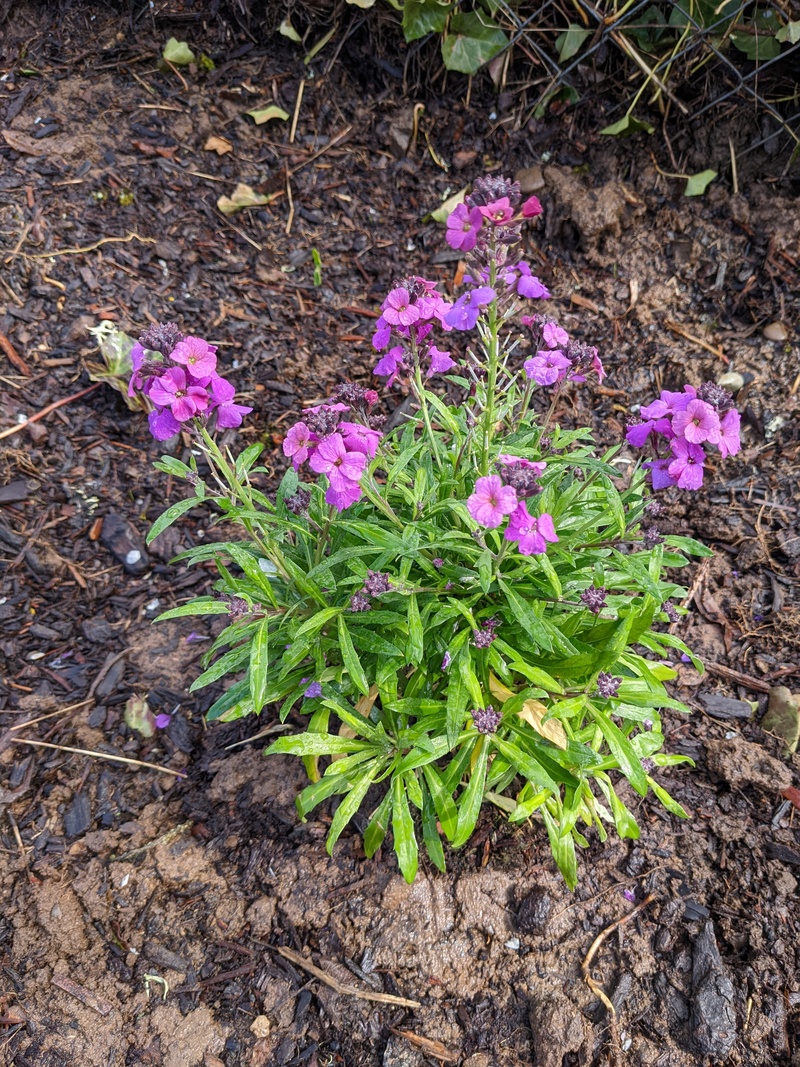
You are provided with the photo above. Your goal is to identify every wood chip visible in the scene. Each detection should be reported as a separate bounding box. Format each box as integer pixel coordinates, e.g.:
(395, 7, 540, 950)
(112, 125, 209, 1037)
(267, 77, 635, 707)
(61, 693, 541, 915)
(51, 974, 114, 1016)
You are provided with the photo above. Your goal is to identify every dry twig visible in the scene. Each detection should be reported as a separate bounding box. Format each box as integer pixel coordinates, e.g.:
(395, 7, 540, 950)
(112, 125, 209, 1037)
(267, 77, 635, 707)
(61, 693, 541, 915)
(582, 893, 655, 1015)
(275, 946, 420, 1009)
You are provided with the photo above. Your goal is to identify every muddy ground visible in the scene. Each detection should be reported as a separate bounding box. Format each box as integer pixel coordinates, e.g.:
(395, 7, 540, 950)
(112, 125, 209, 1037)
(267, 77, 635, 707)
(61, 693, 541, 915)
(1, 4, 799, 1066)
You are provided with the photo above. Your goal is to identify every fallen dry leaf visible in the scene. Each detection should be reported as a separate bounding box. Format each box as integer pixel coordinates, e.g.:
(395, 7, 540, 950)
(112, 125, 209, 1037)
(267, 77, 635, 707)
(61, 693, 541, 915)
(2, 129, 48, 155)
(519, 699, 568, 749)
(204, 134, 232, 155)
(217, 183, 274, 216)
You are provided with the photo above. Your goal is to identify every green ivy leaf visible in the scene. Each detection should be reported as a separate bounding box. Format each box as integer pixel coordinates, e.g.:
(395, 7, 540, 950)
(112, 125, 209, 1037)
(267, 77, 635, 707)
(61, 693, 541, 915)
(556, 24, 591, 62)
(441, 12, 508, 74)
(776, 19, 800, 43)
(403, 0, 452, 42)
(163, 38, 195, 66)
(684, 170, 717, 197)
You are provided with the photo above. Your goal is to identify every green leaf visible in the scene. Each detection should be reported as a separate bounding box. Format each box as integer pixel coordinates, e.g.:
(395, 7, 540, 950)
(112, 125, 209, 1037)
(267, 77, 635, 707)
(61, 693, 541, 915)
(647, 776, 689, 818)
(430, 185, 469, 223)
(163, 38, 196, 66)
(776, 19, 800, 43)
(452, 738, 488, 848)
(478, 548, 493, 594)
(153, 456, 192, 479)
(294, 606, 342, 639)
(246, 106, 290, 125)
(684, 169, 717, 197)
(235, 443, 264, 479)
(155, 598, 231, 622)
(499, 580, 550, 650)
(406, 593, 424, 666)
(403, 0, 451, 42)
(541, 804, 577, 889)
(422, 783, 446, 872)
(266, 733, 371, 757)
(337, 615, 370, 696)
(441, 12, 508, 74)
(599, 114, 655, 137)
(327, 767, 378, 854)
(392, 776, 419, 882)
(595, 774, 640, 839)
(422, 764, 458, 840)
(364, 790, 393, 858)
(731, 31, 781, 61)
(556, 24, 591, 62)
(490, 735, 558, 792)
(147, 496, 200, 544)
(664, 534, 714, 558)
(591, 709, 648, 796)
(249, 618, 270, 715)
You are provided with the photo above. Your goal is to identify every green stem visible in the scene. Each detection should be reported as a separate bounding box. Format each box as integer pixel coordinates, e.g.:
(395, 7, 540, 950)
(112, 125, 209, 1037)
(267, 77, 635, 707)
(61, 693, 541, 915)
(411, 358, 443, 473)
(480, 257, 500, 476)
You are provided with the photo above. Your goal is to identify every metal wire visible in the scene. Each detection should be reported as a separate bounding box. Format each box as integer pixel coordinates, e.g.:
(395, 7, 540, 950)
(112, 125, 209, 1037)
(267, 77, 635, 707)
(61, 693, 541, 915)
(495, 0, 800, 148)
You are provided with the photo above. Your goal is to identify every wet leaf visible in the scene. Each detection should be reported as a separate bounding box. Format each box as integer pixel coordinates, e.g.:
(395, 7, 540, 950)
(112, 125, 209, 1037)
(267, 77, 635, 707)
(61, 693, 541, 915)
(600, 113, 655, 137)
(403, 0, 452, 43)
(518, 699, 568, 749)
(684, 169, 717, 197)
(125, 695, 155, 738)
(204, 135, 232, 155)
(442, 12, 507, 74)
(279, 18, 302, 42)
(776, 19, 800, 43)
(162, 38, 196, 66)
(556, 24, 591, 62)
(216, 183, 274, 216)
(245, 106, 290, 125)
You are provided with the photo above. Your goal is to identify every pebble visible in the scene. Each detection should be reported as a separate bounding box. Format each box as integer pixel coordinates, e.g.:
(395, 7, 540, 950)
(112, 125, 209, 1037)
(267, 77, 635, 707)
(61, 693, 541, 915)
(717, 371, 744, 392)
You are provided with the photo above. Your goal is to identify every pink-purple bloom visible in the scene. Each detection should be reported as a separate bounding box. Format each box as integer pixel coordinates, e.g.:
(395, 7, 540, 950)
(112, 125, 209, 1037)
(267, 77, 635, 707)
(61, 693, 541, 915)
(373, 345, 405, 384)
(382, 287, 420, 328)
(478, 198, 514, 224)
(515, 263, 550, 300)
(209, 375, 252, 428)
(444, 286, 496, 331)
(671, 399, 721, 445)
(148, 407, 181, 441)
(149, 367, 210, 422)
(467, 475, 518, 529)
(427, 345, 456, 378)
(446, 203, 483, 252)
(171, 336, 218, 378)
(524, 350, 572, 386)
(542, 321, 569, 348)
(717, 408, 741, 458)
(504, 503, 558, 556)
(326, 480, 363, 510)
(667, 439, 706, 489)
(309, 432, 366, 490)
(521, 196, 543, 218)
(339, 421, 382, 459)
(283, 421, 316, 469)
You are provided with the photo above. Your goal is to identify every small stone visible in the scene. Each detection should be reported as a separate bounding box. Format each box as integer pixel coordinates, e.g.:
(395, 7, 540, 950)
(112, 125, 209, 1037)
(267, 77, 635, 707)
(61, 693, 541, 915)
(515, 165, 545, 193)
(516, 886, 552, 933)
(249, 1016, 271, 1039)
(761, 687, 800, 755)
(717, 370, 744, 393)
(100, 512, 148, 575)
(81, 616, 114, 644)
(763, 321, 789, 341)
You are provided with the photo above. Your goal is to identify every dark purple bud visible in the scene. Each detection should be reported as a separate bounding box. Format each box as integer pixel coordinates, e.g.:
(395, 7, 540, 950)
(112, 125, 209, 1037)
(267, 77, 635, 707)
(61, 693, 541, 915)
(332, 382, 367, 406)
(305, 408, 341, 437)
(472, 705, 502, 735)
(644, 499, 663, 516)
(285, 487, 311, 515)
(580, 587, 607, 614)
(432, 558, 444, 569)
(349, 591, 372, 613)
(473, 626, 497, 649)
(643, 526, 663, 548)
(139, 322, 184, 357)
(697, 381, 733, 412)
(221, 594, 250, 620)
(641, 757, 655, 772)
(467, 175, 521, 209)
(597, 671, 622, 698)
(441, 651, 451, 671)
(363, 570, 391, 596)
(663, 602, 679, 623)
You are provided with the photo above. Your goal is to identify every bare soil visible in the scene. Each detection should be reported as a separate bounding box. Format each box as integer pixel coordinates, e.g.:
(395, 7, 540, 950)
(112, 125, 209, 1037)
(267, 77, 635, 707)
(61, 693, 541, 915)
(1, 5, 799, 1067)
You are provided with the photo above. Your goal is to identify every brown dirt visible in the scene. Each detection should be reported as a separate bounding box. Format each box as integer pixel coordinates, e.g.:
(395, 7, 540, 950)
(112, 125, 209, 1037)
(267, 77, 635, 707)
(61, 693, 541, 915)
(1, 5, 799, 1067)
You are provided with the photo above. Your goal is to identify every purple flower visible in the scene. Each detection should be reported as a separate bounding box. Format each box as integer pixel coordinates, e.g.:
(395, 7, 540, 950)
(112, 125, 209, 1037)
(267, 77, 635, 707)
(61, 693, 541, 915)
(155, 713, 172, 729)
(625, 417, 674, 448)
(473, 626, 497, 649)
(139, 322, 184, 357)
(504, 502, 558, 556)
(325, 480, 362, 510)
(304, 681, 323, 699)
(667, 439, 705, 490)
(596, 671, 621, 698)
(148, 406, 181, 441)
(521, 195, 542, 218)
(441, 651, 451, 671)
(472, 706, 502, 734)
(672, 399, 721, 445)
(444, 287, 496, 331)
(149, 367, 209, 421)
(580, 587, 607, 614)
(641, 758, 655, 772)
(432, 557, 444, 569)
(643, 458, 678, 490)
(382, 287, 420, 328)
(283, 421, 316, 469)
(717, 408, 741, 458)
(209, 376, 252, 429)
(349, 591, 372, 612)
(524, 350, 572, 386)
(514, 262, 550, 299)
(374, 345, 405, 384)
(309, 433, 366, 490)
(338, 421, 382, 459)
(623, 887, 636, 903)
(478, 198, 514, 224)
(542, 321, 569, 348)
(427, 345, 456, 378)
(372, 316, 392, 351)
(446, 203, 484, 251)
(171, 336, 217, 378)
(363, 570, 391, 596)
(467, 475, 518, 529)
(285, 488, 311, 515)
(680, 652, 692, 663)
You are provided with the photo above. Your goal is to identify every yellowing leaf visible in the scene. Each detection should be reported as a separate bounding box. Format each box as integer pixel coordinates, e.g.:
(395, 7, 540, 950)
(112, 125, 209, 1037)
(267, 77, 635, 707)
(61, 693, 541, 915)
(246, 106, 290, 125)
(430, 185, 469, 223)
(518, 699, 568, 749)
(489, 672, 516, 705)
(162, 38, 195, 66)
(217, 183, 274, 216)
(355, 685, 380, 717)
(279, 17, 302, 42)
(204, 135, 232, 155)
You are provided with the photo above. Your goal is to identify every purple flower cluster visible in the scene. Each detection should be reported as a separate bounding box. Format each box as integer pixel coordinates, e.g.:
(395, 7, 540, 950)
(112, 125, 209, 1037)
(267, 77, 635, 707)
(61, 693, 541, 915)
(445, 176, 542, 255)
(627, 383, 740, 490)
(522, 324, 605, 389)
(128, 326, 252, 441)
(472, 705, 503, 735)
(282, 393, 382, 512)
(372, 276, 457, 384)
(466, 466, 557, 558)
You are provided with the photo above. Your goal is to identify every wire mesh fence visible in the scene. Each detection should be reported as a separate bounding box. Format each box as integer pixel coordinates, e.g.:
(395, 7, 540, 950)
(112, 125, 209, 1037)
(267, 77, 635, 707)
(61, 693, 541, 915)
(489, 0, 800, 158)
